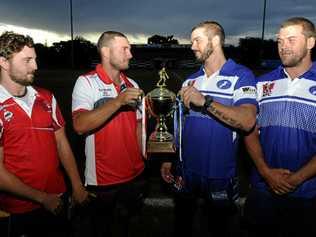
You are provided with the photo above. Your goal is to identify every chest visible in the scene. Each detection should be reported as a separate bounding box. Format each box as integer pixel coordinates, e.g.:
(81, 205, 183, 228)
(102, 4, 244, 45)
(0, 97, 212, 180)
(0, 97, 54, 132)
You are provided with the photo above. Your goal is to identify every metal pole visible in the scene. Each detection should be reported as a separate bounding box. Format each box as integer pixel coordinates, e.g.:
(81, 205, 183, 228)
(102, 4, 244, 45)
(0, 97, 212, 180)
(261, 0, 267, 41)
(70, 0, 74, 68)
(260, 0, 267, 64)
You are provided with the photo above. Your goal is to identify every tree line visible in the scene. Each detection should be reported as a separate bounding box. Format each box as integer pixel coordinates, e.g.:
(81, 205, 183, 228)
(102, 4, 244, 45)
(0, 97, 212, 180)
(34, 35, 315, 69)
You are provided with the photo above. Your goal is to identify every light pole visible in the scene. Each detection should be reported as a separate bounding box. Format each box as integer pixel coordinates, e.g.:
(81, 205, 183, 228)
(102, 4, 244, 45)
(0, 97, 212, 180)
(260, 0, 267, 63)
(69, 0, 74, 68)
(261, 0, 267, 41)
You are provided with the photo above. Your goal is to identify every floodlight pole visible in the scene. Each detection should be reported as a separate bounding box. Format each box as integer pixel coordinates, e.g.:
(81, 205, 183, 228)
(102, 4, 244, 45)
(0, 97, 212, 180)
(70, 0, 74, 68)
(261, 0, 267, 41)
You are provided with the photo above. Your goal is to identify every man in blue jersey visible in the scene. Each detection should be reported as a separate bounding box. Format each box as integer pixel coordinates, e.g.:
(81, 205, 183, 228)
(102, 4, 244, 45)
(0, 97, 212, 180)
(161, 21, 257, 237)
(244, 17, 316, 237)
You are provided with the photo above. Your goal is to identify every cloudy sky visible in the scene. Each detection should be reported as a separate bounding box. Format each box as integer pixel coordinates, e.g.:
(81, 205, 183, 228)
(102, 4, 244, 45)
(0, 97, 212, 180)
(0, 0, 315, 46)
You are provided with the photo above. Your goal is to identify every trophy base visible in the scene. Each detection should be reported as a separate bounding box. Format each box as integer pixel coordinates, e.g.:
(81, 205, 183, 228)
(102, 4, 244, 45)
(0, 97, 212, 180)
(147, 141, 176, 154)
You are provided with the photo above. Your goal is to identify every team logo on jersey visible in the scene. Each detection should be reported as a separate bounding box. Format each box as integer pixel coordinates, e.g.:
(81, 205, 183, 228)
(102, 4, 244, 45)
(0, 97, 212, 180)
(262, 82, 275, 97)
(309, 86, 316, 96)
(4, 110, 13, 122)
(40, 101, 52, 113)
(216, 80, 232, 89)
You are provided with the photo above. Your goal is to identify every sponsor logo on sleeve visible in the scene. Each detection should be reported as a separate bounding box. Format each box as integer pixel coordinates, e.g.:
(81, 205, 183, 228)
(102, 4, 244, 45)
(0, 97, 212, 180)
(241, 87, 256, 95)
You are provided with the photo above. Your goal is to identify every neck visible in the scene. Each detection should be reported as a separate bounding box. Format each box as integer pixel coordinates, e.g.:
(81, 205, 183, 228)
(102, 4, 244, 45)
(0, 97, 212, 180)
(102, 63, 122, 85)
(0, 73, 27, 97)
(204, 50, 226, 77)
(284, 56, 313, 79)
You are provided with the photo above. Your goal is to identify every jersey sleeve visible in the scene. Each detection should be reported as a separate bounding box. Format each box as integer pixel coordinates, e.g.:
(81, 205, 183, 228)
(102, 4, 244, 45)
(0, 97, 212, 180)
(233, 69, 258, 106)
(72, 76, 95, 115)
(52, 95, 65, 130)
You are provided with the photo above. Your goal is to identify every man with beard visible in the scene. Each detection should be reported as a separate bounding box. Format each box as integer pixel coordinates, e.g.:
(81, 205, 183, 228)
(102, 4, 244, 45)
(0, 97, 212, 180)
(160, 21, 257, 237)
(72, 31, 146, 237)
(244, 17, 316, 237)
(0, 31, 88, 237)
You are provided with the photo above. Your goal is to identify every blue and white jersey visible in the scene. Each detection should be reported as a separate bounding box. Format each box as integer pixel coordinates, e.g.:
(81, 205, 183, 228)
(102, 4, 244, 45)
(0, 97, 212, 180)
(182, 59, 257, 179)
(252, 62, 316, 198)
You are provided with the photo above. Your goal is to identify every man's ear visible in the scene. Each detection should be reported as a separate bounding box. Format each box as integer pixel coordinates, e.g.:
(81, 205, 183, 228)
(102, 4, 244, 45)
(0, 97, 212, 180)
(0, 56, 9, 71)
(211, 35, 221, 48)
(307, 36, 315, 50)
(100, 47, 110, 59)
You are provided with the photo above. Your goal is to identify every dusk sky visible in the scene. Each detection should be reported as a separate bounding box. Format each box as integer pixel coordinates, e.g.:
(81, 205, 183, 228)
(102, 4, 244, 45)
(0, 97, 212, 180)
(0, 0, 315, 46)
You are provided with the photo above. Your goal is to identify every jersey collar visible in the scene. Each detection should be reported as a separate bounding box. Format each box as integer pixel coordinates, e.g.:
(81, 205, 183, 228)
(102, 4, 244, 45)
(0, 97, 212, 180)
(95, 64, 132, 87)
(278, 61, 316, 80)
(0, 85, 37, 103)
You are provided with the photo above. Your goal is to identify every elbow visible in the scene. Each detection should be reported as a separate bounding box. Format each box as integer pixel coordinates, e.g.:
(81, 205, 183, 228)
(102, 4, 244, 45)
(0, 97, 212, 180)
(72, 120, 87, 135)
(243, 117, 257, 133)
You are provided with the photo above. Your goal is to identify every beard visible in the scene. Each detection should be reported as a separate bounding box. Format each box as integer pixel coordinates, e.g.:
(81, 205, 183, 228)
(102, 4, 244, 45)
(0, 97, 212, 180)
(10, 72, 35, 86)
(279, 47, 308, 68)
(195, 41, 213, 63)
(110, 59, 129, 71)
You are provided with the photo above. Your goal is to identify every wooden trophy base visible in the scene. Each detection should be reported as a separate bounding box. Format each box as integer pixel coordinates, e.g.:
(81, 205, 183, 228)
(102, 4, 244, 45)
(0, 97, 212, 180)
(147, 140, 176, 154)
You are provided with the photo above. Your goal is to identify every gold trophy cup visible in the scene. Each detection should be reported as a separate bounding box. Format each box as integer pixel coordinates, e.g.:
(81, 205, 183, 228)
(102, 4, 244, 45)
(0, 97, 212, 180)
(146, 68, 176, 153)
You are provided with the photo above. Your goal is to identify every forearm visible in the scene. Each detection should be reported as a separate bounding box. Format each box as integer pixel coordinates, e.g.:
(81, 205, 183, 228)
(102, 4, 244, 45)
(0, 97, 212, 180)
(0, 166, 46, 204)
(55, 129, 84, 190)
(292, 155, 316, 184)
(244, 127, 269, 175)
(206, 103, 256, 132)
(136, 121, 142, 154)
(73, 98, 121, 134)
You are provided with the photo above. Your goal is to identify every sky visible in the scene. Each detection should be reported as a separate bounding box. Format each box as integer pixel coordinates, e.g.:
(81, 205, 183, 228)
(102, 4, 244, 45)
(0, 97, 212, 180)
(0, 0, 315, 46)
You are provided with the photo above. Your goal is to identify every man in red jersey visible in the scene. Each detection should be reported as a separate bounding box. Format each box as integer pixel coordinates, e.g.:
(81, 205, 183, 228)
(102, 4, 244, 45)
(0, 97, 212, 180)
(72, 31, 146, 237)
(0, 31, 88, 237)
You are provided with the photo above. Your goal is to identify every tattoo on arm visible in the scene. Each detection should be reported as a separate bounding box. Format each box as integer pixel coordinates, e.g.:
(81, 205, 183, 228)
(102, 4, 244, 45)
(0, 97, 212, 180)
(208, 104, 245, 130)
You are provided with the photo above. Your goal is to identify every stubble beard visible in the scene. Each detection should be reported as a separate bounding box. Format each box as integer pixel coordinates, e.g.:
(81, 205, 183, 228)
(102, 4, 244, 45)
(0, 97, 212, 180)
(10, 72, 35, 86)
(110, 55, 130, 71)
(280, 47, 308, 68)
(195, 42, 213, 63)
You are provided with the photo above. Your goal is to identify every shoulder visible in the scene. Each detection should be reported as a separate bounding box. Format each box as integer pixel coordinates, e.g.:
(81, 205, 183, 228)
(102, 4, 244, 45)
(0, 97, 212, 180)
(33, 86, 53, 98)
(222, 59, 255, 79)
(256, 67, 282, 83)
(74, 70, 99, 89)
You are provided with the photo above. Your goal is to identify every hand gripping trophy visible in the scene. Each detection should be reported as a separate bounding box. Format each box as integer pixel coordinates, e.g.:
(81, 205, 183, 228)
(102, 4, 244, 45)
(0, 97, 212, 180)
(145, 67, 177, 154)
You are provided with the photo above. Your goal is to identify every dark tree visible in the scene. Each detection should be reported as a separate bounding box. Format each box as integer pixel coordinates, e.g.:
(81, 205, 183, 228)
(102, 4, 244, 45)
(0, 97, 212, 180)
(147, 35, 179, 45)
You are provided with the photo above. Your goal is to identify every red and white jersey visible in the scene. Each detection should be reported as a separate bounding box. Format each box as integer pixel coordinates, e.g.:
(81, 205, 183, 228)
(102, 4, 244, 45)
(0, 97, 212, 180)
(72, 64, 144, 186)
(0, 85, 66, 214)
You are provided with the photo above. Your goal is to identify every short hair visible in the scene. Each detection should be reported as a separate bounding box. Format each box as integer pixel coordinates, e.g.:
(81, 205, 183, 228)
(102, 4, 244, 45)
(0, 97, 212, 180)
(191, 21, 225, 45)
(97, 31, 127, 53)
(0, 31, 34, 59)
(280, 17, 316, 38)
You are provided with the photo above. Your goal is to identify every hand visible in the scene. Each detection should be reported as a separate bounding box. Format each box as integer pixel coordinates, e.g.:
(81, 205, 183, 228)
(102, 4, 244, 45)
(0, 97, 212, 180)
(72, 185, 89, 205)
(40, 193, 63, 215)
(179, 85, 205, 109)
(285, 172, 303, 191)
(117, 88, 144, 107)
(261, 168, 295, 195)
(161, 162, 174, 183)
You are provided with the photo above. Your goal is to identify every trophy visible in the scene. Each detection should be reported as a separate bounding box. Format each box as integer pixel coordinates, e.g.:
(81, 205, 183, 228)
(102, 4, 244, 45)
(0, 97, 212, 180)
(145, 67, 177, 153)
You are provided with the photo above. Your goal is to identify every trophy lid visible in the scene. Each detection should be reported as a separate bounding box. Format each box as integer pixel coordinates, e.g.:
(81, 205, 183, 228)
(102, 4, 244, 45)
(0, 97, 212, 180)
(147, 87, 176, 100)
